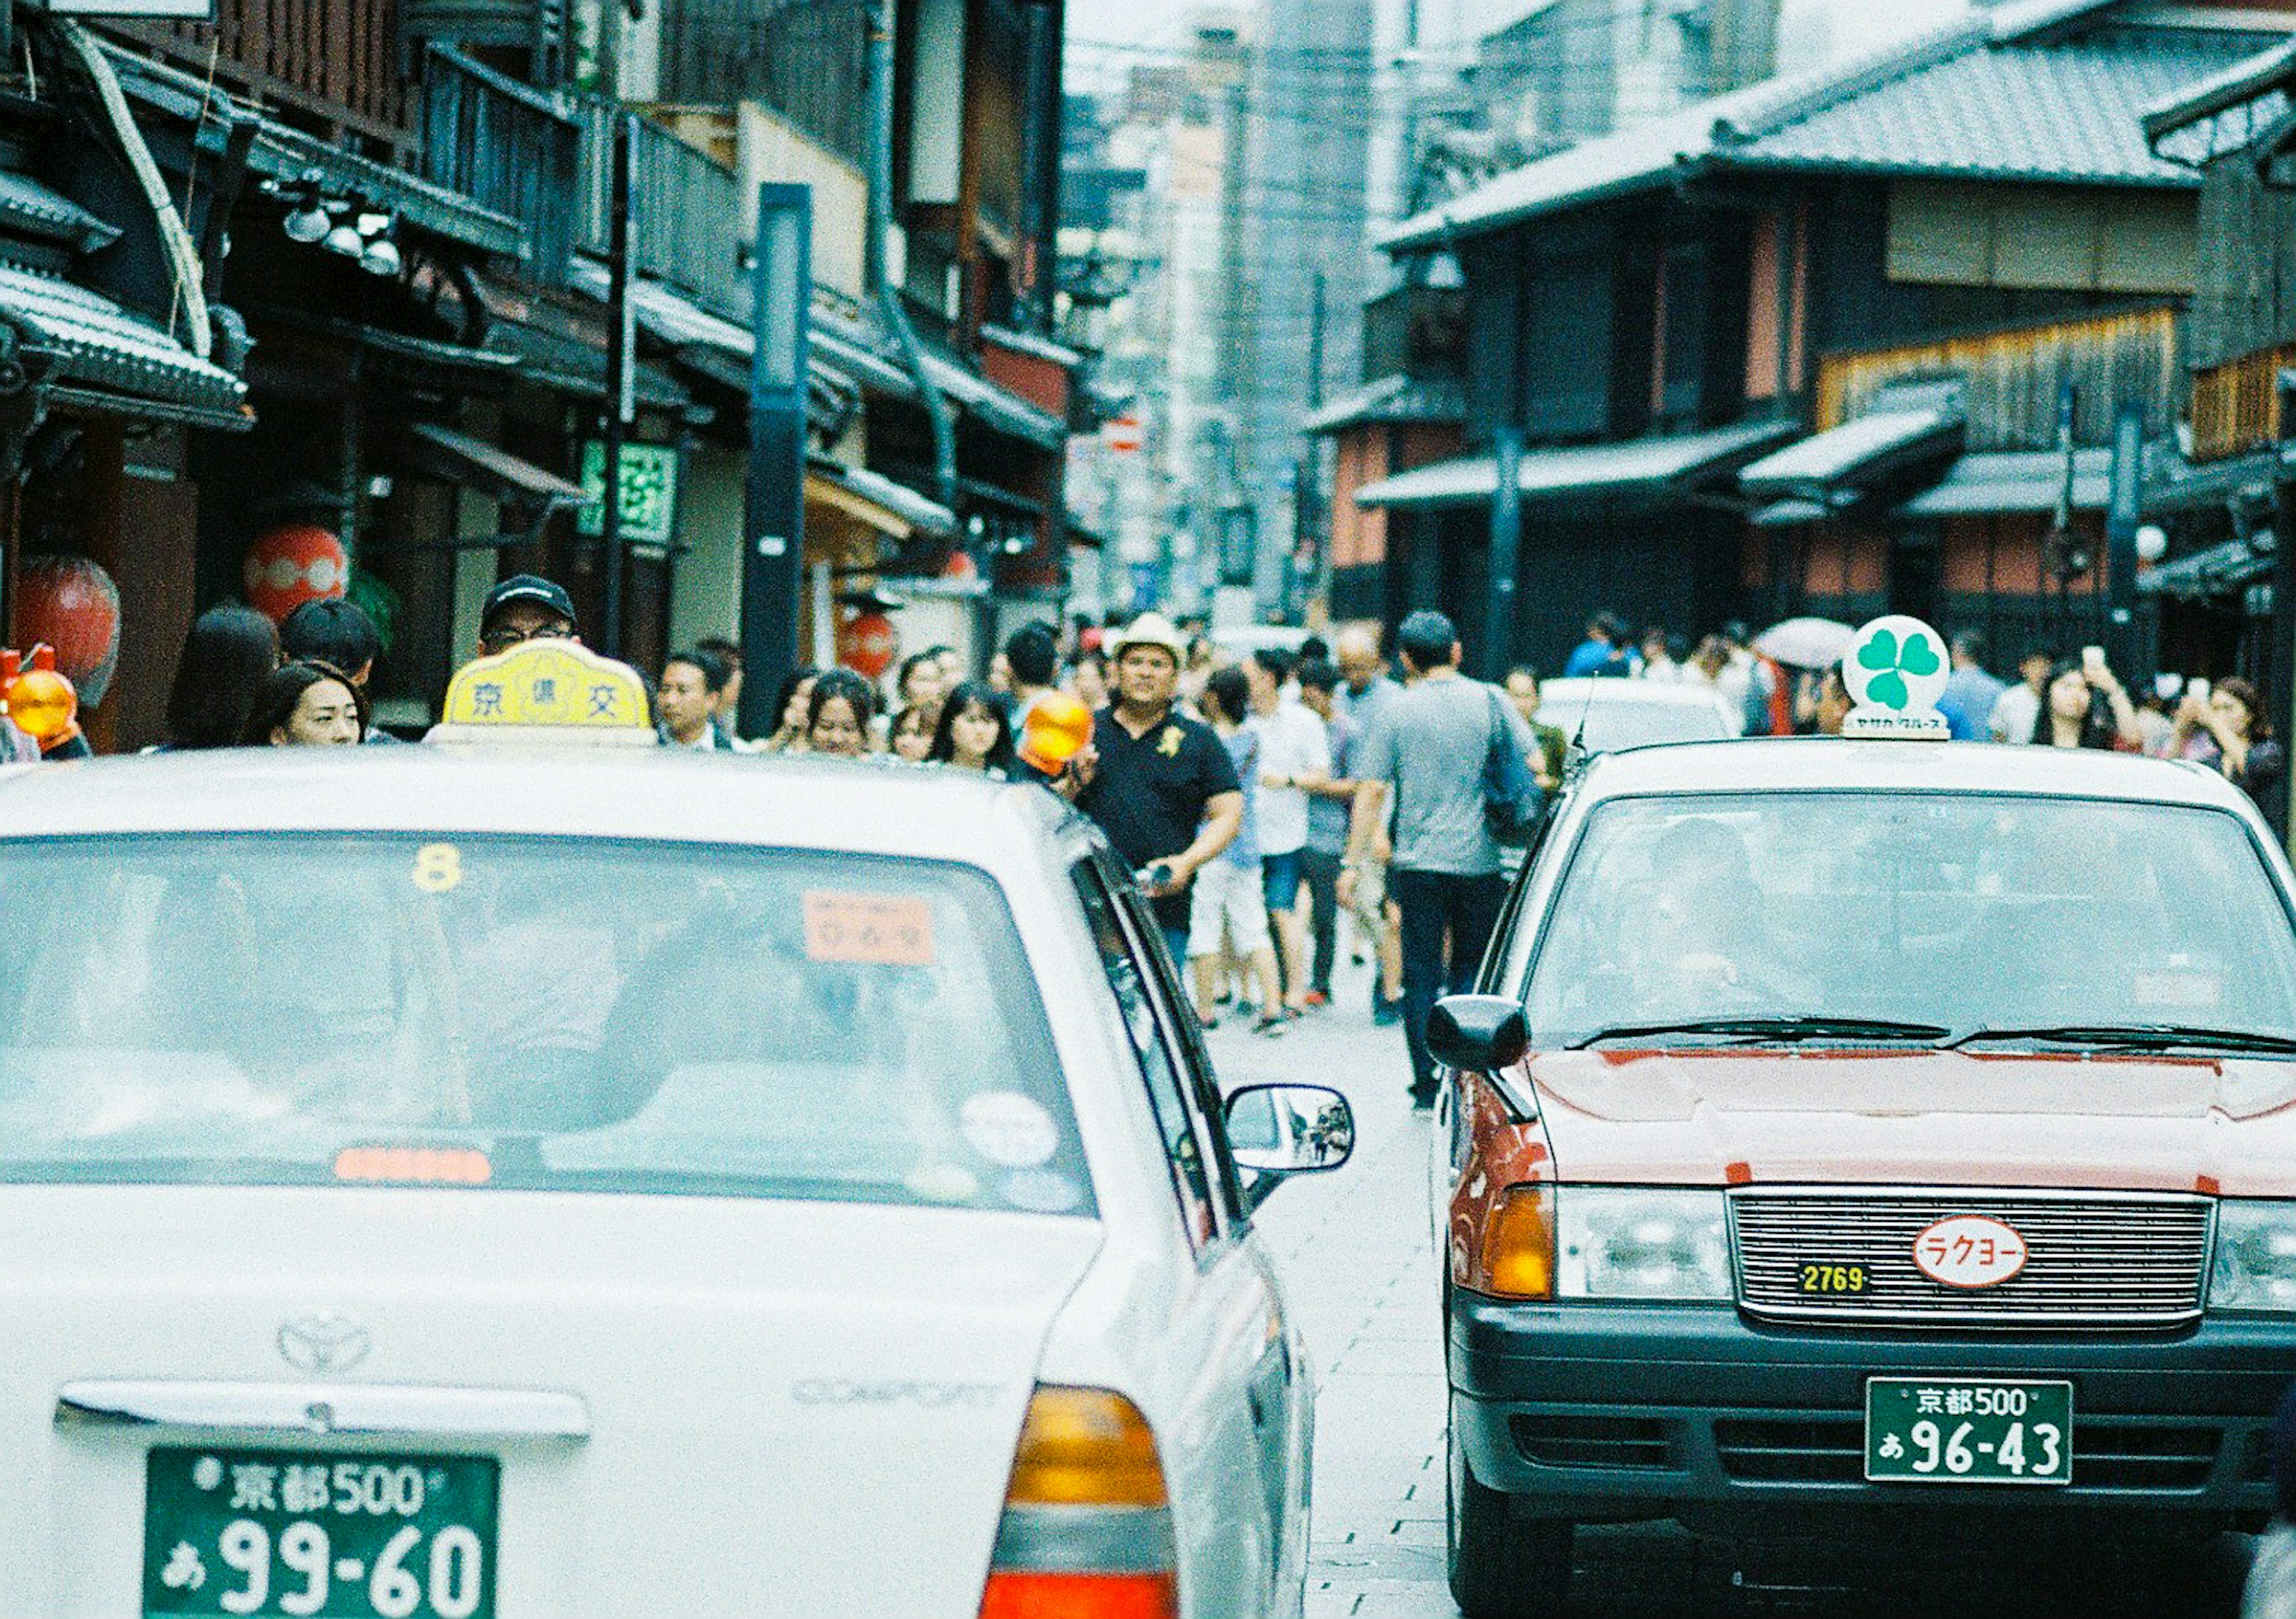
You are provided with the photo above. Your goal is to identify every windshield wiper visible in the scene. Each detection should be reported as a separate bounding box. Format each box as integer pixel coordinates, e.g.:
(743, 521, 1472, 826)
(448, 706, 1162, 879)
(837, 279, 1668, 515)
(1567, 1016, 1951, 1050)
(1947, 1023, 2296, 1057)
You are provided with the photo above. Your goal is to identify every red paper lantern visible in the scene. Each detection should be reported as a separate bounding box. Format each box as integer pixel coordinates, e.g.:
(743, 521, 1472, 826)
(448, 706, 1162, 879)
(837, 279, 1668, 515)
(244, 524, 348, 623)
(837, 610, 899, 679)
(16, 555, 120, 708)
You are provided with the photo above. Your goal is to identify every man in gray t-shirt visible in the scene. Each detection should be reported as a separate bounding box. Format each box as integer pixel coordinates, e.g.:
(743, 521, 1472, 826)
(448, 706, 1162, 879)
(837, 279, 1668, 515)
(1345, 610, 1536, 1105)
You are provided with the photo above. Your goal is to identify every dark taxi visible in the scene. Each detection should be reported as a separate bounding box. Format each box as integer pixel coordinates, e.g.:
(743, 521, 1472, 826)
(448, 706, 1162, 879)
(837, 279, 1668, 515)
(1427, 735, 2296, 1617)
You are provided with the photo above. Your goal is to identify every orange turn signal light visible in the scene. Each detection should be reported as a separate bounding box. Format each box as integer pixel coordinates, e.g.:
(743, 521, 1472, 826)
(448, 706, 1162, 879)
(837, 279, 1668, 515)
(1004, 1388, 1167, 1508)
(1474, 1184, 1556, 1300)
(979, 1571, 1177, 1619)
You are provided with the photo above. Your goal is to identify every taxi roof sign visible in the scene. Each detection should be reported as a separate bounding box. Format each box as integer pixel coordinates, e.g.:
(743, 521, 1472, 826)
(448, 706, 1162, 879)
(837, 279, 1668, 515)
(428, 640, 655, 747)
(1840, 615, 1950, 741)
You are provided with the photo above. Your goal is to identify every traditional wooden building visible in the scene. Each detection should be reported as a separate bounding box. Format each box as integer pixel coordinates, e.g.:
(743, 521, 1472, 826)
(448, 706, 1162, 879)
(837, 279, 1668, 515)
(1356, 0, 2285, 676)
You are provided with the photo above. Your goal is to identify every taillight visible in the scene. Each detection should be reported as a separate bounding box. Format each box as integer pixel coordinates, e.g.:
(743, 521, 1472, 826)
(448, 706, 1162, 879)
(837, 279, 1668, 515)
(1466, 1184, 1555, 1299)
(979, 1387, 1178, 1619)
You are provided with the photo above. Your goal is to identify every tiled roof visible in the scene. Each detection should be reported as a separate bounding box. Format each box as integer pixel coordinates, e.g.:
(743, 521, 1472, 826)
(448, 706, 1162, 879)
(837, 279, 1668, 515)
(1730, 26, 2265, 185)
(1353, 418, 1797, 509)
(0, 262, 246, 420)
(1383, 1, 2270, 252)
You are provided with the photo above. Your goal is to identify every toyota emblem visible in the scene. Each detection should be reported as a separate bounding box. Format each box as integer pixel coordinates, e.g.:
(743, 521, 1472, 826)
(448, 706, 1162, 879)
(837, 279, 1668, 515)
(277, 1312, 371, 1376)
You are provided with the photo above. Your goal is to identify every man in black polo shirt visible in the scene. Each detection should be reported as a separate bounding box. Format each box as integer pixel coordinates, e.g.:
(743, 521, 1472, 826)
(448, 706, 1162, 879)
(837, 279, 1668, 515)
(1073, 613, 1243, 965)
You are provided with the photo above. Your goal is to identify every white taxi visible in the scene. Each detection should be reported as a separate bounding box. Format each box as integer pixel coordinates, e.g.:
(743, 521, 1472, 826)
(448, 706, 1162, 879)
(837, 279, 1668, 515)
(0, 682, 1349, 1617)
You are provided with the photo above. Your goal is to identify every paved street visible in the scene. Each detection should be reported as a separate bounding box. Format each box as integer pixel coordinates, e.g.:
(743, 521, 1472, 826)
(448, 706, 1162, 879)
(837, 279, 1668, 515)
(1207, 961, 2260, 1619)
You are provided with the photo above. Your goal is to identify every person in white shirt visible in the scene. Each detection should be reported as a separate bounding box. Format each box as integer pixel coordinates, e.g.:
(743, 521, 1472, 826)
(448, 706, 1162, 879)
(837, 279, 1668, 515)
(1988, 646, 2056, 744)
(657, 650, 738, 750)
(1247, 648, 1332, 1015)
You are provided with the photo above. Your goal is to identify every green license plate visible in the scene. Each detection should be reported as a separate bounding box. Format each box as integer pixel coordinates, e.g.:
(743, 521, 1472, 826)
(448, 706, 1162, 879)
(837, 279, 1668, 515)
(1865, 1379, 2072, 1486)
(144, 1446, 499, 1618)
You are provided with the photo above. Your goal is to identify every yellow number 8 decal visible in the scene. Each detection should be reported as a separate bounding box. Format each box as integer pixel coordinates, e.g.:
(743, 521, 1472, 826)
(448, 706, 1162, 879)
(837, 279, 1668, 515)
(412, 843, 464, 894)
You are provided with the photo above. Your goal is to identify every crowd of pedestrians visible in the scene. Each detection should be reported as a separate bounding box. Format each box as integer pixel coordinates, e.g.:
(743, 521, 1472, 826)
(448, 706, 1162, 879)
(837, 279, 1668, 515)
(13, 565, 2288, 1102)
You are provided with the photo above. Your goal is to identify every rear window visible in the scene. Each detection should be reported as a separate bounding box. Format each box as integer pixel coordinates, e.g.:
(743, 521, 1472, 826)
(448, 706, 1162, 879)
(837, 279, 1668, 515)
(1520, 792, 2296, 1044)
(0, 835, 1094, 1215)
(1537, 697, 1731, 753)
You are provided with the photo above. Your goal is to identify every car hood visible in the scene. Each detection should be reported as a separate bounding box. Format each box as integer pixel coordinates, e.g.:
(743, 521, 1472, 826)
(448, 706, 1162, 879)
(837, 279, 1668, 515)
(1521, 1049, 2296, 1195)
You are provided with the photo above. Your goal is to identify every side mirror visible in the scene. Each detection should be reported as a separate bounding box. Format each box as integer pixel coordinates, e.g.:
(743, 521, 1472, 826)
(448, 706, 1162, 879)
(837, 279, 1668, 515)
(1428, 995, 1530, 1074)
(1224, 1084, 1355, 1179)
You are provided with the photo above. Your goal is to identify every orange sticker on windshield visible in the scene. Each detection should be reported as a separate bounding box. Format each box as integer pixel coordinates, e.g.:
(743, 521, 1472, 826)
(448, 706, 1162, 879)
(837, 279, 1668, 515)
(804, 891, 935, 966)
(334, 1146, 493, 1185)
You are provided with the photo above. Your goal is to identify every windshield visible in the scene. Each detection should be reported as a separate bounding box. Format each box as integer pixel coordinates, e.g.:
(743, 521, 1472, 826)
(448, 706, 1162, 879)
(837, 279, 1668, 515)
(1519, 793, 2296, 1047)
(1537, 697, 1732, 753)
(0, 835, 1092, 1214)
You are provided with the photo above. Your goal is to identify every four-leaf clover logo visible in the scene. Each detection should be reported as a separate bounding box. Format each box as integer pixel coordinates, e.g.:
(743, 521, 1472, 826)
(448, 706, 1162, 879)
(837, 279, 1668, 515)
(1854, 626, 1942, 711)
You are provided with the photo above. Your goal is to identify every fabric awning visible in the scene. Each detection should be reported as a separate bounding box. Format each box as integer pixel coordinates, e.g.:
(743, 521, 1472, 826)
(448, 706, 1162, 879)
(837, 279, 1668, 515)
(1354, 419, 1799, 511)
(2139, 537, 2274, 600)
(0, 262, 249, 430)
(398, 422, 588, 508)
(806, 461, 955, 540)
(1739, 407, 1965, 505)
(1896, 449, 2114, 517)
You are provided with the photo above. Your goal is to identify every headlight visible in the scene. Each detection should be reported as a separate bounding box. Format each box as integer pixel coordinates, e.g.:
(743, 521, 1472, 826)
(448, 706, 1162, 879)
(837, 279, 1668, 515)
(2209, 1200, 2296, 1313)
(1557, 1188, 1732, 1300)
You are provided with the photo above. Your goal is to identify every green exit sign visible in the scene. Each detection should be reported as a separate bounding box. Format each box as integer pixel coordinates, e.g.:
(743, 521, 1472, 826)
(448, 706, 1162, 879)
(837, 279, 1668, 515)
(577, 441, 680, 546)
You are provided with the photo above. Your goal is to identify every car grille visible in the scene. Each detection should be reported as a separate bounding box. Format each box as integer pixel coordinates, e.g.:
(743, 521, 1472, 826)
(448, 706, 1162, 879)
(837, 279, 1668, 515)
(1730, 1190, 2212, 1328)
(1712, 1417, 2221, 1490)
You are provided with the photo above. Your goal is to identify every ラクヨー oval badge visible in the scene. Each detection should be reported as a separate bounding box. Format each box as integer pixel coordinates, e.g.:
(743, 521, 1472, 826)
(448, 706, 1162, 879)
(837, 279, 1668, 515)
(1912, 1215, 2029, 1290)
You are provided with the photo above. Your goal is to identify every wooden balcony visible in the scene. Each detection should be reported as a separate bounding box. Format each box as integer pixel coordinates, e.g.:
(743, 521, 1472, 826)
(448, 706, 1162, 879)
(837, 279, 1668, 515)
(422, 46, 581, 282)
(567, 100, 746, 321)
(423, 53, 744, 320)
(117, 0, 406, 146)
(2190, 342, 2296, 465)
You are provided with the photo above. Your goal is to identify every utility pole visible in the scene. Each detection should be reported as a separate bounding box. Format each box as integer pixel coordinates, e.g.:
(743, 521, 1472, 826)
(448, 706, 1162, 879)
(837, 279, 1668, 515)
(1015, 0, 1061, 335)
(741, 184, 813, 737)
(1486, 426, 1522, 682)
(1295, 271, 1327, 621)
(599, 111, 636, 658)
(2271, 369, 2296, 841)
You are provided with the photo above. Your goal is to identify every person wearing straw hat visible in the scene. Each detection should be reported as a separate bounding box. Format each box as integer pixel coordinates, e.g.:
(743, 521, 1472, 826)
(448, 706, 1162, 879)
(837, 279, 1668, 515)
(1071, 613, 1244, 966)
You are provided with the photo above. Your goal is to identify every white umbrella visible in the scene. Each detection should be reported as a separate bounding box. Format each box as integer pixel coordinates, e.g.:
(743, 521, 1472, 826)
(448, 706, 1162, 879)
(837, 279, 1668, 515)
(1754, 616, 1857, 670)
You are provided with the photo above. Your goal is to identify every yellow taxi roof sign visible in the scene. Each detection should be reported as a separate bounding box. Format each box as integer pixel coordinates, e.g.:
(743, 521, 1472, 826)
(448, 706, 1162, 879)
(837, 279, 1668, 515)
(1840, 615, 1950, 741)
(428, 640, 655, 747)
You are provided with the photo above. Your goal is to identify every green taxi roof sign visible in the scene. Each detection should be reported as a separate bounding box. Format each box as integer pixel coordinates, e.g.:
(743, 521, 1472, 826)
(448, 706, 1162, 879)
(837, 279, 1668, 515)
(1841, 616, 1950, 741)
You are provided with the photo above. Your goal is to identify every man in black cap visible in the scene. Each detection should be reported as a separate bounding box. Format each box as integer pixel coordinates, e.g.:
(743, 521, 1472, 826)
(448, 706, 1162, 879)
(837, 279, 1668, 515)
(478, 575, 580, 658)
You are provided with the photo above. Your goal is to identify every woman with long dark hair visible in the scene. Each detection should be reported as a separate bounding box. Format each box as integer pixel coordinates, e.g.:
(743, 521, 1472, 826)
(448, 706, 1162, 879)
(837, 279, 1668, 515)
(926, 680, 1018, 777)
(159, 606, 280, 750)
(2029, 655, 2142, 750)
(239, 661, 368, 747)
(805, 668, 878, 758)
(760, 665, 820, 755)
(2196, 676, 2283, 801)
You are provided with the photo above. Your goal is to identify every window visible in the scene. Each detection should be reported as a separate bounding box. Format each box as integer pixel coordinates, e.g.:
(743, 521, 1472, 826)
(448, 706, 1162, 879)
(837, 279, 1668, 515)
(1071, 860, 1222, 1251)
(1518, 794, 2296, 1047)
(0, 835, 1092, 1215)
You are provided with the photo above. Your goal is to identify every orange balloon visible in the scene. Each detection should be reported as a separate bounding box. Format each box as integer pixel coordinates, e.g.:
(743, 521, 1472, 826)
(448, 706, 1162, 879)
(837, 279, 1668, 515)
(1019, 691, 1093, 774)
(5, 667, 77, 746)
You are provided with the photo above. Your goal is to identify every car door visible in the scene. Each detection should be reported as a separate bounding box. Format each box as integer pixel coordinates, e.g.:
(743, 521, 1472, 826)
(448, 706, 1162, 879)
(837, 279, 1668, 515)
(1113, 873, 1312, 1609)
(1070, 856, 1302, 1618)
